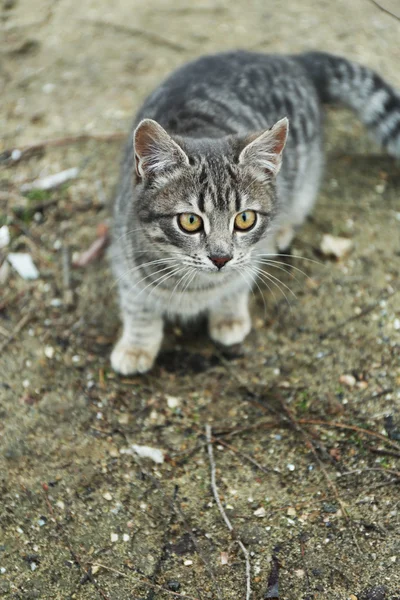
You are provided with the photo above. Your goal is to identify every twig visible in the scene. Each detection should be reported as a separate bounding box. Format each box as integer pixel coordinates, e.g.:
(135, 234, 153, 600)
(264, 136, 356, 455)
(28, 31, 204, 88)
(318, 288, 398, 339)
(83, 19, 188, 52)
(42, 485, 110, 600)
(1, 133, 125, 165)
(297, 418, 400, 452)
(0, 313, 31, 353)
(206, 425, 251, 600)
(132, 461, 220, 600)
(369, 447, 400, 459)
(370, 0, 400, 20)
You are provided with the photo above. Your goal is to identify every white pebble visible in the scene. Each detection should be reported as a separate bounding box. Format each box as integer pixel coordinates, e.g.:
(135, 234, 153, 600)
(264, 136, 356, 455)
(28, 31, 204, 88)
(166, 395, 180, 409)
(11, 149, 22, 161)
(22, 380, 30, 389)
(287, 463, 295, 471)
(110, 533, 118, 543)
(72, 355, 80, 363)
(44, 346, 55, 359)
(393, 318, 400, 331)
(0, 225, 10, 249)
(339, 374, 356, 388)
(103, 492, 112, 501)
(184, 560, 193, 566)
(253, 507, 266, 517)
(50, 298, 63, 307)
(123, 533, 130, 542)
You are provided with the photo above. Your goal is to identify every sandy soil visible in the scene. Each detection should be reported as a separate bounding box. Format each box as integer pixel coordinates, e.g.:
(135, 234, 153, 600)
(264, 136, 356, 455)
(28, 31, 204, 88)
(1, 0, 400, 598)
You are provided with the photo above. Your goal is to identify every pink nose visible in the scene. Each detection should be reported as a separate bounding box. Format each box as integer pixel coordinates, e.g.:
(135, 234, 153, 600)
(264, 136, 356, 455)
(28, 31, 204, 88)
(209, 255, 231, 269)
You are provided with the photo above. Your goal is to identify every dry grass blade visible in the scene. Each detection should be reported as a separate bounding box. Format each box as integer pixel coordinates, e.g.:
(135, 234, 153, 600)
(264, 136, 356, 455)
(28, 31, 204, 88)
(206, 425, 252, 600)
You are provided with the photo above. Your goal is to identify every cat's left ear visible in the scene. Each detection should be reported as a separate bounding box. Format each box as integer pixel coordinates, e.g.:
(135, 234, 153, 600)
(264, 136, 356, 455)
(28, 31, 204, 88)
(134, 119, 189, 181)
(238, 117, 289, 177)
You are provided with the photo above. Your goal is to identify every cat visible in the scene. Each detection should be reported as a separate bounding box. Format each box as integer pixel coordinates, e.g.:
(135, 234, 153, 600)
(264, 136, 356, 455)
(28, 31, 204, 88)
(110, 50, 400, 375)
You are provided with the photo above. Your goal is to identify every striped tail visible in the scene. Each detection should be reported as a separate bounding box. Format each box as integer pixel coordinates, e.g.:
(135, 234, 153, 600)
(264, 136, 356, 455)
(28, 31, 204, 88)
(296, 51, 400, 157)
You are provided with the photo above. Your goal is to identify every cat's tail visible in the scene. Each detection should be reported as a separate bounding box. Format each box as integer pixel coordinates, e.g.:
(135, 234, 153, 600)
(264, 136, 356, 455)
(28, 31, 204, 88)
(296, 51, 400, 157)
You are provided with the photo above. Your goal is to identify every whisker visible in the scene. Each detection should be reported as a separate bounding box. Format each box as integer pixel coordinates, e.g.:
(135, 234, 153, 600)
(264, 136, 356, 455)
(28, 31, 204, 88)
(110, 258, 180, 290)
(255, 258, 311, 280)
(254, 252, 322, 266)
(252, 266, 294, 309)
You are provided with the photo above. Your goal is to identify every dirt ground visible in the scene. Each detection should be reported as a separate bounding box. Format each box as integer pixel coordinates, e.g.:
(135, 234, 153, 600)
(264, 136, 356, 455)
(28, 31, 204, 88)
(1, 0, 400, 598)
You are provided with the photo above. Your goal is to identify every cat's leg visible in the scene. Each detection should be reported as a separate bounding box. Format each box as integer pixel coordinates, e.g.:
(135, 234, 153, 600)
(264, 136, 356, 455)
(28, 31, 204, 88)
(208, 291, 251, 346)
(111, 302, 163, 375)
(276, 143, 324, 252)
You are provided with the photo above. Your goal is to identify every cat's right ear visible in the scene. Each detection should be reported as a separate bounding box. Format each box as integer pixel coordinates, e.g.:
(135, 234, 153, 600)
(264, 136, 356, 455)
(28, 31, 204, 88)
(133, 119, 189, 181)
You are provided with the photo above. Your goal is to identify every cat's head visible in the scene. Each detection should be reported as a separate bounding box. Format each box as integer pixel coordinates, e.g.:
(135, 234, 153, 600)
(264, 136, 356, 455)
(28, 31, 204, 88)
(132, 118, 288, 275)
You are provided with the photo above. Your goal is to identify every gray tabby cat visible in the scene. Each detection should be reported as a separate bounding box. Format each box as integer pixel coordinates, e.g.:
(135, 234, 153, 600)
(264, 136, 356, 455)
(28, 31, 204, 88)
(110, 50, 400, 375)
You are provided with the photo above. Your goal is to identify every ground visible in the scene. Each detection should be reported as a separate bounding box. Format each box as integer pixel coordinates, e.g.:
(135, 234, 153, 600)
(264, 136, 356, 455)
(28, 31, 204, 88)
(1, 0, 400, 598)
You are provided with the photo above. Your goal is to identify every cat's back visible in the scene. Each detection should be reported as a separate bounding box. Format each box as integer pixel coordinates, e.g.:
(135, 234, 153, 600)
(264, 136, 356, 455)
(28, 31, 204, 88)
(137, 50, 320, 137)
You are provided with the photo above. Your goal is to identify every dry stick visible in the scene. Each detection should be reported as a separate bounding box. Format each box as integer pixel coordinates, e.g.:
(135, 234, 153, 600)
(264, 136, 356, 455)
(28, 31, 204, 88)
(206, 425, 252, 600)
(370, 0, 400, 20)
(297, 418, 400, 452)
(84, 19, 187, 52)
(133, 462, 221, 600)
(318, 288, 399, 339)
(42, 485, 110, 600)
(0, 313, 31, 353)
(279, 403, 362, 554)
(2, 132, 126, 164)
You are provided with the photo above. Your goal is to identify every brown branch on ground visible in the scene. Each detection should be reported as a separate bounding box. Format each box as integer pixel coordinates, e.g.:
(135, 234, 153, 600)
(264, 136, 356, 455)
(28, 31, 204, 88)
(1, 132, 125, 166)
(132, 459, 222, 600)
(0, 313, 31, 353)
(83, 19, 188, 52)
(370, 0, 400, 20)
(318, 288, 399, 339)
(42, 484, 110, 600)
(297, 418, 400, 452)
(206, 424, 252, 600)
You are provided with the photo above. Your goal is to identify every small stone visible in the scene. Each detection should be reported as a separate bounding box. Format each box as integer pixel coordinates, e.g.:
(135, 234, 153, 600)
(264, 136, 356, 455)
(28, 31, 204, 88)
(253, 507, 266, 517)
(394, 318, 400, 331)
(56, 500, 65, 510)
(0, 225, 10, 249)
(184, 559, 193, 566)
(44, 346, 55, 359)
(11, 148, 21, 160)
(295, 568, 305, 578)
(168, 581, 181, 592)
(166, 395, 180, 409)
(92, 565, 100, 575)
(220, 552, 229, 565)
(103, 492, 112, 501)
(287, 507, 296, 517)
(339, 374, 356, 387)
(320, 234, 353, 259)
(359, 585, 387, 600)
(110, 533, 118, 543)
(123, 534, 130, 542)
(287, 463, 295, 471)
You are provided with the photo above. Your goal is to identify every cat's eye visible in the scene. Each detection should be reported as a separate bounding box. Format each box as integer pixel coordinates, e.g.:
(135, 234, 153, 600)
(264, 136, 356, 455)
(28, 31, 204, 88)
(178, 213, 203, 233)
(234, 210, 256, 231)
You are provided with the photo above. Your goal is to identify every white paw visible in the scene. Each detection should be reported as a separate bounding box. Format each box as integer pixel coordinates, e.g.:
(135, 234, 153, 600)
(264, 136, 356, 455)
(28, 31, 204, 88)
(276, 225, 295, 252)
(110, 341, 156, 375)
(209, 315, 251, 346)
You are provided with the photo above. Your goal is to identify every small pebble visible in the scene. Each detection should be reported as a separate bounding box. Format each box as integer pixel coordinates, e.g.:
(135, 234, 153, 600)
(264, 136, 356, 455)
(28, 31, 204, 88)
(339, 374, 356, 388)
(253, 507, 266, 517)
(123, 533, 130, 542)
(44, 346, 55, 359)
(50, 298, 62, 307)
(168, 581, 181, 592)
(11, 149, 22, 161)
(103, 492, 112, 501)
(166, 395, 180, 409)
(184, 559, 193, 566)
(287, 463, 295, 471)
(110, 533, 118, 543)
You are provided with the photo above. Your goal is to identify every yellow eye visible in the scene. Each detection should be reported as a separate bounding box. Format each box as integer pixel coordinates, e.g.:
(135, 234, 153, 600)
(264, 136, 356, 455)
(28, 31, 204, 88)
(234, 210, 256, 231)
(178, 213, 203, 233)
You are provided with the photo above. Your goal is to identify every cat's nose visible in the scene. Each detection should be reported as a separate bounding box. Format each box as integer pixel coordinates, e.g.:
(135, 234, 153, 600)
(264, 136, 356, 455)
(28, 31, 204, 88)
(209, 255, 232, 269)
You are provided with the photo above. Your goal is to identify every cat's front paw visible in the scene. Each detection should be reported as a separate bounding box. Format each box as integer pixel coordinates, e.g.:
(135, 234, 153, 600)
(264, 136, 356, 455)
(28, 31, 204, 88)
(110, 341, 156, 375)
(209, 315, 251, 347)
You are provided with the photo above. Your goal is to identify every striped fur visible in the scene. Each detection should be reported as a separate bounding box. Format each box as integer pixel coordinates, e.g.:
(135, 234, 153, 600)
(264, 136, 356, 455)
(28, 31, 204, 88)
(110, 50, 400, 375)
